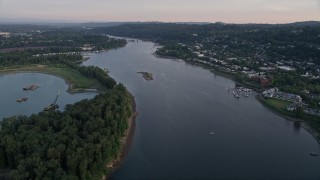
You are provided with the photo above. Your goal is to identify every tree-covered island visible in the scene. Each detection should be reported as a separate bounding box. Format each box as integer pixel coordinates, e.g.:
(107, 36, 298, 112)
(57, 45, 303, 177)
(0, 25, 136, 179)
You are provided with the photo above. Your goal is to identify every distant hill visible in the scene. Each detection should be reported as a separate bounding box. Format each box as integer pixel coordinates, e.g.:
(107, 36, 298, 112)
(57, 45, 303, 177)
(1, 18, 319, 28)
(286, 21, 320, 27)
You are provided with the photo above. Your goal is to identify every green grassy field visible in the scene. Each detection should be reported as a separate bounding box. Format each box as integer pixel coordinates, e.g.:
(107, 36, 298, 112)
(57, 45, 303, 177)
(264, 98, 291, 111)
(0, 64, 106, 93)
(257, 96, 297, 118)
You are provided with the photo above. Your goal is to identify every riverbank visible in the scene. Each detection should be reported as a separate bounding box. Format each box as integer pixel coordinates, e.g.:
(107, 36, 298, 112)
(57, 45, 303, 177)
(154, 53, 262, 92)
(0, 64, 105, 94)
(256, 94, 320, 144)
(104, 92, 138, 179)
(153, 53, 181, 61)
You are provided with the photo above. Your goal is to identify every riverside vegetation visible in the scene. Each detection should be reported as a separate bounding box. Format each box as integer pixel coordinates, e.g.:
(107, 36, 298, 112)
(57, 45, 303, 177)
(0, 26, 134, 179)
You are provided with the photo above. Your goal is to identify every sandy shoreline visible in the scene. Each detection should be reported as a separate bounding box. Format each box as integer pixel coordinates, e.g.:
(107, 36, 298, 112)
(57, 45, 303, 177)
(104, 91, 138, 179)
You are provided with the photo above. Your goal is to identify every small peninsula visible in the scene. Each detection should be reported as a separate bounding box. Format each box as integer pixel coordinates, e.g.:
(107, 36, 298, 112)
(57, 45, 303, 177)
(137, 72, 154, 81)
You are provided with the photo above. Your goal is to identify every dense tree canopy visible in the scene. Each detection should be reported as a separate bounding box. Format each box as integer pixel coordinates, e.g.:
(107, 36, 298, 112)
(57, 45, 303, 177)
(0, 84, 132, 179)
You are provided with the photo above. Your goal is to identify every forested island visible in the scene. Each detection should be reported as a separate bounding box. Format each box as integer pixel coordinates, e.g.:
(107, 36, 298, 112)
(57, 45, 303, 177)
(137, 72, 153, 81)
(0, 26, 136, 179)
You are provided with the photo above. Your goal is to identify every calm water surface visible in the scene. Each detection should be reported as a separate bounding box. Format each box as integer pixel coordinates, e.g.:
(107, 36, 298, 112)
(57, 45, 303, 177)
(0, 73, 96, 119)
(84, 40, 320, 179)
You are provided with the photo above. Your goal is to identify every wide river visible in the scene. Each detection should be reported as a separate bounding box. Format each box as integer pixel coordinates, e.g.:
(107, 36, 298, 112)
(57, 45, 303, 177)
(83, 39, 320, 179)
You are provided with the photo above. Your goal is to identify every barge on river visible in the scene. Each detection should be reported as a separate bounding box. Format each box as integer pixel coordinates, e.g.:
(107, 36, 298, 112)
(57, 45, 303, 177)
(23, 84, 38, 91)
(44, 91, 60, 111)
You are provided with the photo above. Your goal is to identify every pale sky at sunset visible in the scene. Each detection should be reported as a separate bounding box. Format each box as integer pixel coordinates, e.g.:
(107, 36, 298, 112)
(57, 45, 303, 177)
(0, 0, 319, 23)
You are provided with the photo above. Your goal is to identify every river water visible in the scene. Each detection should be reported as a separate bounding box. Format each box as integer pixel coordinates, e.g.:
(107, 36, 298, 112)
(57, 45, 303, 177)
(83, 40, 320, 179)
(0, 73, 96, 119)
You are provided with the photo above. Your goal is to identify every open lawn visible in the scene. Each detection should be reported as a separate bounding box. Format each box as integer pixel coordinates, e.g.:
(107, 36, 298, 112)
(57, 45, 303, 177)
(264, 98, 291, 111)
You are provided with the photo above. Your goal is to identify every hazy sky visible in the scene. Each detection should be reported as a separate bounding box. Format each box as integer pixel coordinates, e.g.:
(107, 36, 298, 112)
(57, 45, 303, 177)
(0, 0, 319, 23)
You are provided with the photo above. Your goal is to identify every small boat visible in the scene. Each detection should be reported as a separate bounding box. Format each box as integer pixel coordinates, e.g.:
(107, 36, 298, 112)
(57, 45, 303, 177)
(234, 93, 240, 98)
(44, 104, 59, 111)
(310, 152, 319, 157)
(210, 131, 215, 135)
(16, 97, 28, 102)
(244, 93, 249, 97)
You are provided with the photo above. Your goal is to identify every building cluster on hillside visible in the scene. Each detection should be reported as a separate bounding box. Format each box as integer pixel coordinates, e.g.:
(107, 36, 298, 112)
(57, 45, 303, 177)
(263, 88, 302, 103)
(177, 31, 320, 81)
(33, 52, 80, 57)
(0, 32, 11, 38)
(186, 46, 275, 82)
(303, 108, 320, 117)
(81, 44, 95, 51)
(286, 102, 303, 111)
(263, 87, 320, 117)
